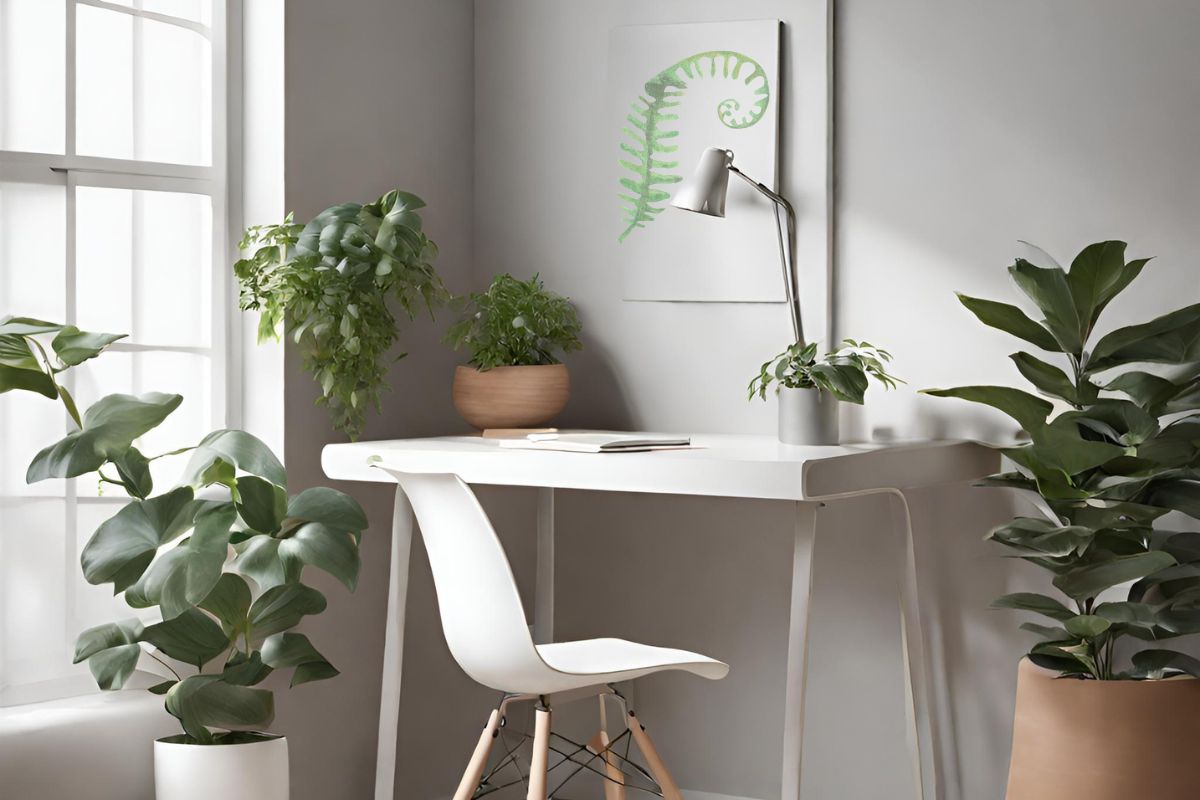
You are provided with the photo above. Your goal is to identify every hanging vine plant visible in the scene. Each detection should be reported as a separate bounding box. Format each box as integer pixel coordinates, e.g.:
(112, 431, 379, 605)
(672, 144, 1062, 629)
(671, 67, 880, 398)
(235, 190, 448, 439)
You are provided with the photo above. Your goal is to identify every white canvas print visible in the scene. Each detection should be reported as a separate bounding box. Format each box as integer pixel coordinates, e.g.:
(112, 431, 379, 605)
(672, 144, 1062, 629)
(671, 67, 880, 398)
(609, 20, 783, 302)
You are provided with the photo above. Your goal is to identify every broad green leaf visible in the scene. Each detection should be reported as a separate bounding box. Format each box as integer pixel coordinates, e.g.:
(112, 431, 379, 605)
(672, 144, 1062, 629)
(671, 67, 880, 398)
(1065, 241, 1146, 334)
(1130, 649, 1200, 679)
(956, 294, 1062, 352)
(988, 518, 1092, 557)
(74, 619, 145, 691)
(1103, 370, 1200, 413)
(1089, 303, 1200, 372)
(199, 573, 252, 632)
(73, 618, 144, 663)
(87, 644, 142, 691)
(27, 392, 182, 482)
(0, 317, 63, 336)
(142, 608, 230, 669)
(0, 363, 58, 398)
(111, 446, 153, 500)
(148, 680, 176, 695)
(1010, 352, 1081, 404)
(221, 651, 273, 686)
(1019, 622, 1068, 640)
(248, 583, 327, 639)
(126, 504, 237, 620)
(921, 385, 1052, 433)
(1062, 399, 1159, 447)
(279, 522, 361, 591)
(1064, 614, 1111, 639)
(51, 326, 126, 367)
(808, 362, 871, 404)
(1148, 480, 1200, 520)
(1162, 532, 1200, 563)
(1053, 551, 1177, 601)
(182, 430, 286, 489)
(261, 632, 339, 686)
(286, 487, 368, 533)
(993, 592, 1075, 621)
(236, 476, 288, 534)
(166, 675, 274, 744)
(234, 536, 294, 590)
(1031, 641, 1098, 678)
(1010, 416, 1133, 476)
(80, 487, 198, 590)
(1008, 259, 1083, 353)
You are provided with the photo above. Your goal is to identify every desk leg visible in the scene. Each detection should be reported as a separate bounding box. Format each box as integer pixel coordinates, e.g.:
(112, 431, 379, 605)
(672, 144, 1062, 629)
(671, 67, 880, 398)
(781, 502, 819, 800)
(375, 487, 414, 800)
(533, 488, 555, 644)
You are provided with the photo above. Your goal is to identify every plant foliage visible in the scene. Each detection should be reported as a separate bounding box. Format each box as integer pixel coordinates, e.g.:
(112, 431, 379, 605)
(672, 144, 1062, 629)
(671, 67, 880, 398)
(445, 274, 582, 371)
(748, 339, 901, 404)
(234, 190, 448, 439)
(2, 315, 367, 742)
(924, 240, 1200, 680)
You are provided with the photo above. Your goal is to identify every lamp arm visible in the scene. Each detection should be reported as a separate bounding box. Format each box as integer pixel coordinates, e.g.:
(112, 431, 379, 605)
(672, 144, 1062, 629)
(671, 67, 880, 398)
(729, 166, 804, 345)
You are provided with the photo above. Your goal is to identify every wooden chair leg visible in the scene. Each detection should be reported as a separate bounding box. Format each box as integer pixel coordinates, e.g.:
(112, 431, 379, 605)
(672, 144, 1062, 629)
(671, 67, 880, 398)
(589, 728, 628, 800)
(527, 706, 553, 800)
(627, 710, 684, 800)
(453, 709, 501, 800)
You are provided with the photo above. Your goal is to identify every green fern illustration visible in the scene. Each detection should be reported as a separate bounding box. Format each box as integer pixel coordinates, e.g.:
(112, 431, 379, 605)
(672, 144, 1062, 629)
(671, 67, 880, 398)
(618, 50, 771, 243)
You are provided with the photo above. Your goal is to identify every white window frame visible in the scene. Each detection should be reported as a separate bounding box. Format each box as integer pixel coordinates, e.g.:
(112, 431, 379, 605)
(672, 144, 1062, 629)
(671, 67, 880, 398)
(0, 0, 241, 706)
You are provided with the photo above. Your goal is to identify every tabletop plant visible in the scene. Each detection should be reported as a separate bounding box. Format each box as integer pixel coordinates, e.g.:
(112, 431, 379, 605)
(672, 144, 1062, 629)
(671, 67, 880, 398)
(924, 240, 1200, 680)
(0, 314, 367, 743)
(748, 339, 901, 403)
(234, 189, 448, 440)
(446, 273, 582, 370)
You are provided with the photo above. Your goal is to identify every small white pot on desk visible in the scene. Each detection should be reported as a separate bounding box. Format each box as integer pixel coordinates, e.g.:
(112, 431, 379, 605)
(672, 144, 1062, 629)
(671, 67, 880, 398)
(777, 387, 839, 445)
(155, 734, 289, 800)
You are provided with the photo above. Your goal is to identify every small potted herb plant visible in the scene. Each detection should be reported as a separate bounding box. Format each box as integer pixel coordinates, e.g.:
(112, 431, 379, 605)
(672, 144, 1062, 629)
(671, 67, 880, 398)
(748, 339, 901, 445)
(0, 316, 367, 800)
(445, 273, 582, 430)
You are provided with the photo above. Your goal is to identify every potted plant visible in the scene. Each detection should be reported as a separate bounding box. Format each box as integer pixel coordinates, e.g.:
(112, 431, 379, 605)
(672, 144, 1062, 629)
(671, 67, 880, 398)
(445, 273, 582, 430)
(0, 315, 368, 800)
(234, 189, 448, 440)
(924, 240, 1200, 799)
(748, 339, 901, 445)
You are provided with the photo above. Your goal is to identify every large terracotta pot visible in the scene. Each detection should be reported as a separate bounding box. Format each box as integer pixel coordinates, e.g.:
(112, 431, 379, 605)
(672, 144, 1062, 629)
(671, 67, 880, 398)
(452, 364, 570, 430)
(1006, 658, 1200, 799)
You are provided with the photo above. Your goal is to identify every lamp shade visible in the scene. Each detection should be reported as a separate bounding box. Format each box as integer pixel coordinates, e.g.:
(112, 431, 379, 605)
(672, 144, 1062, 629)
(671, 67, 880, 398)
(670, 147, 733, 217)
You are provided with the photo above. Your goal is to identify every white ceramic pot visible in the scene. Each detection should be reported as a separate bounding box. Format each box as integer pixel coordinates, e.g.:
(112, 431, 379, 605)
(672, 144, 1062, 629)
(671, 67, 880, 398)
(154, 735, 289, 800)
(777, 387, 839, 445)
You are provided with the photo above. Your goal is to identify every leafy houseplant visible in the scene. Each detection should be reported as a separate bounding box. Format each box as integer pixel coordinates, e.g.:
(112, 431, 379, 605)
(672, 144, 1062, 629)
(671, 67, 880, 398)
(0, 315, 366, 791)
(924, 241, 1200, 800)
(445, 274, 582, 430)
(748, 339, 901, 445)
(235, 189, 447, 440)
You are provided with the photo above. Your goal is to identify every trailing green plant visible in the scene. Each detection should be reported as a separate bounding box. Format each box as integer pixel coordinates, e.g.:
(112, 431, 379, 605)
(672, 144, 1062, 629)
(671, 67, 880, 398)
(748, 339, 901, 404)
(924, 240, 1200, 680)
(234, 189, 448, 440)
(618, 50, 770, 242)
(1, 315, 367, 742)
(445, 273, 582, 370)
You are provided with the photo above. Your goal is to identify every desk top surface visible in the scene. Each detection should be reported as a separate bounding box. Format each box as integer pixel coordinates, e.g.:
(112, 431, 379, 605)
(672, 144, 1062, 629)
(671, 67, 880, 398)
(322, 433, 997, 501)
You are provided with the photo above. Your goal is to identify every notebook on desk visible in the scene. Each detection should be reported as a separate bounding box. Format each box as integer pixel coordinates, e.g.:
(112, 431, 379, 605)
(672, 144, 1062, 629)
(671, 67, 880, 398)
(496, 432, 692, 453)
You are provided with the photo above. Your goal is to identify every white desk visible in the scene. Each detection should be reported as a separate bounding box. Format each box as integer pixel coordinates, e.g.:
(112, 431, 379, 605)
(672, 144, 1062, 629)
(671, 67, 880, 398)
(322, 434, 997, 800)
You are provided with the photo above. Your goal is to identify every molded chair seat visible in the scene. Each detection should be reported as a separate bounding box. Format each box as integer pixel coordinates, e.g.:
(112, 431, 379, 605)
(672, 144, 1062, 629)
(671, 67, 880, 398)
(536, 638, 729, 689)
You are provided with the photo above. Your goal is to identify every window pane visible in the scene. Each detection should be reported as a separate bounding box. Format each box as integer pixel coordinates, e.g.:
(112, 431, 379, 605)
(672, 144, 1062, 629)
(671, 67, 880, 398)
(0, 0, 66, 153)
(0, 499, 70, 687)
(76, 6, 212, 165)
(0, 180, 67, 319)
(76, 186, 211, 346)
(142, 0, 212, 26)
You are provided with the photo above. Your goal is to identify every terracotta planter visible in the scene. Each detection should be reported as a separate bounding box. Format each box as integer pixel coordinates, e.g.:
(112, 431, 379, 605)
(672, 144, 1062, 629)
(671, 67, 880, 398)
(452, 364, 569, 430)
(1006, 658, 1200, 799)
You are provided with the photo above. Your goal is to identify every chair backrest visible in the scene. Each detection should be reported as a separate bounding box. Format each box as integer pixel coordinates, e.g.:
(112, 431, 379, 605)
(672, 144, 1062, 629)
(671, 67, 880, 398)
(383, 469, 546, 692)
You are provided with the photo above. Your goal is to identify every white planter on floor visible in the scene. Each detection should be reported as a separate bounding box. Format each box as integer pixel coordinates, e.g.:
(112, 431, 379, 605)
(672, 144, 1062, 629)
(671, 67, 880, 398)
(154, 735, 289, 800)
(777, 387, 840, 445)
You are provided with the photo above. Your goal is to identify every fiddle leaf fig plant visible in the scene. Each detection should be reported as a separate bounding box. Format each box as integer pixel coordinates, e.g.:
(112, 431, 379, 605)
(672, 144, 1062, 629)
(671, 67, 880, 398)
(446, 273, 582, 370)
(748, 339, 901, 403)
(924, 240, 1200, 680)
(235, 189, 448, 439)
(2, 314, 367, 743)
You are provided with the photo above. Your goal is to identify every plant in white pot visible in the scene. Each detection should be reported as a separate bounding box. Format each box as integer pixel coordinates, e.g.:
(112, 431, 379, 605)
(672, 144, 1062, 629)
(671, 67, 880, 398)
(0, 316, 368, 800)
(446, 273, 582, 430)
(924, 240, 1200, 799)
(748, 339, 901, 445)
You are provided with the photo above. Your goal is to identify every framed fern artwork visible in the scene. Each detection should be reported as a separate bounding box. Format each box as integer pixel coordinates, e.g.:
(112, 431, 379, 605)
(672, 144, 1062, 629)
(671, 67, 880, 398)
(609, 20, 786, 303)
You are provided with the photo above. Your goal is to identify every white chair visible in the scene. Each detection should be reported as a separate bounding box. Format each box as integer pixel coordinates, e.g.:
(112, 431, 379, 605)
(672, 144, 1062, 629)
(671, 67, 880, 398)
(386, 469, 729, 800)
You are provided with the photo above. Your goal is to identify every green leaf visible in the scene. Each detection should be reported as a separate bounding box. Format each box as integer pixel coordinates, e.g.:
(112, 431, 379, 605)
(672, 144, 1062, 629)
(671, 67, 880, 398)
(1089, 303, 1200, 372)
(0, 334, 58, 398)
(1008, 258, 1083, 353)
(808, 362, 870, 404)
(165, 675, 274, 744)
(1053, 551, 1177, 601)
(1064, 614, 1112, 639)
(73, 618, 144, 663)
(993, 592, 1075, 621)
(0, 316, 63, 336)
(51, 326, 126, 367)
(221, 651, 273, 686)
(248, 583, 327, 639)
(286, 487, 368, 533)
(922, 385, 1052, 433)
(233, 536, 294, 590)
(199, 573, 252, 632)
(1130, 649, 1200, 679)
(1010, 352, 1080, 404)
(74, 619, 145, 691)
(261, 632, 339, 687)
(142, 608, 230, 669)
(27, 392, 182, 482)
(148, 680, 176, 695)
(1065, 241, 1146, 335)
(987, 518, 1093, 557)
(182, 430, 286, 488)
(87, 644, 142, 691)
(125, 504, 236, 620)
(80, 487, 198, 590)
(1147, 480, 1200, 520)
(1020, 622, 1069, 640)
(1031, 641, 1098, 678)
(236, 476, 288, 534)
(111, 446, 153, 499)
(1094, 601, 1164, 635)
(279, 522, 361, 591)
(956, 293, 1062, 352)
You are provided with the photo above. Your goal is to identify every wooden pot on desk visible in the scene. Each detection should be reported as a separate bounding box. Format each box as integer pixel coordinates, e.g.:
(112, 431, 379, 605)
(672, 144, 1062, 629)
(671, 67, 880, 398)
(453, 364, 569, 429)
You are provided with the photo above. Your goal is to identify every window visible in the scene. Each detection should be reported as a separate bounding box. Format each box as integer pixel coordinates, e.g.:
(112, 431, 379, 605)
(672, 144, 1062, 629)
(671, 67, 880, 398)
(0, 0, 233, 705)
